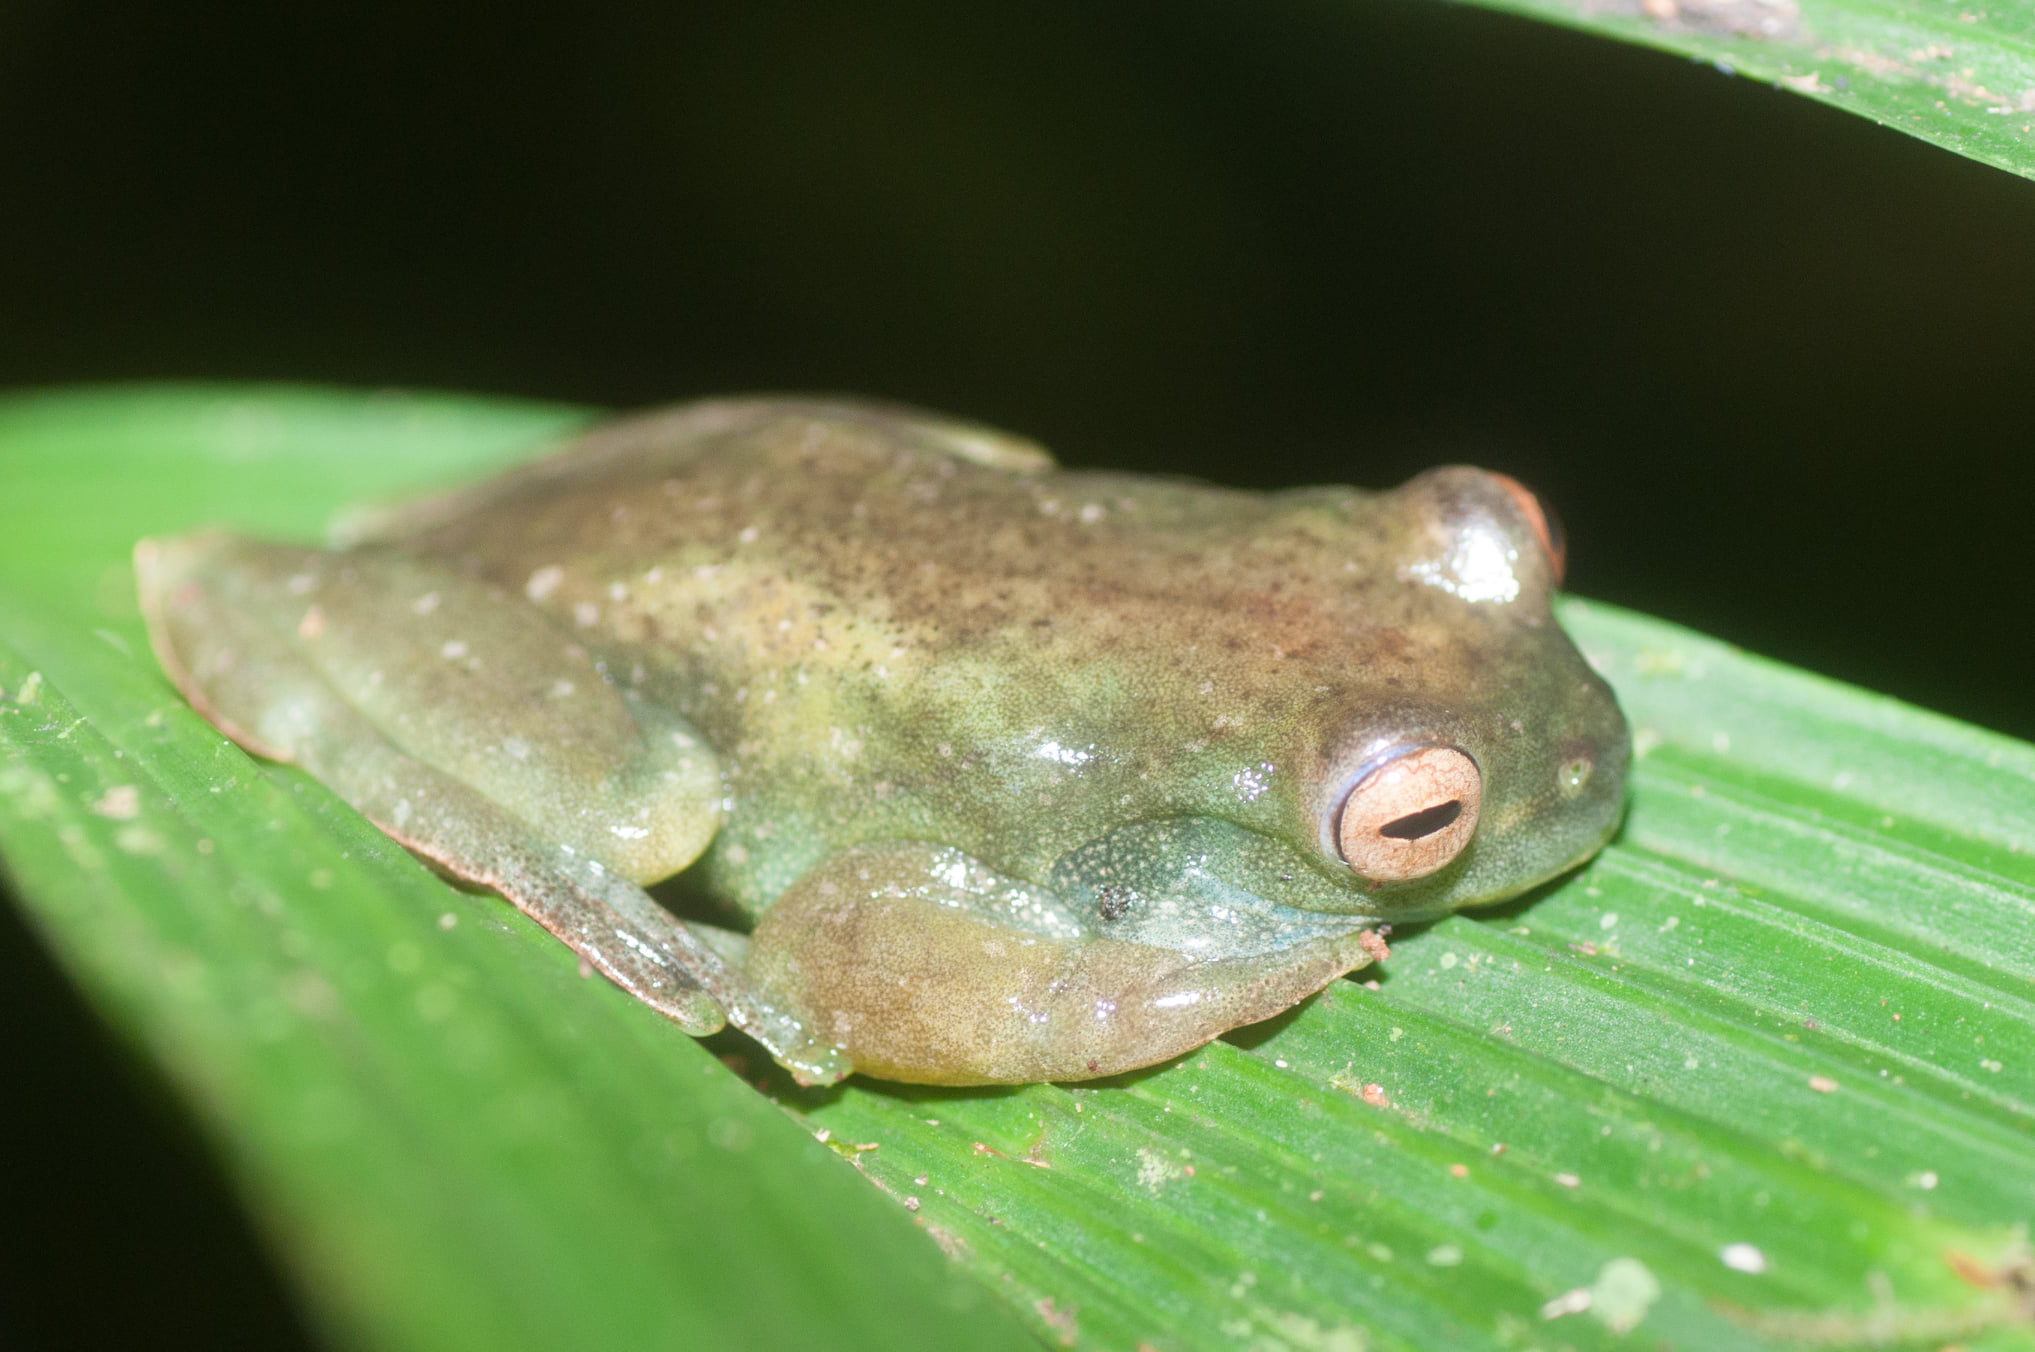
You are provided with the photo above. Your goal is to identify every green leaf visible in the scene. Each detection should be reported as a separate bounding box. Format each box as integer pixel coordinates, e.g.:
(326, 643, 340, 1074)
(1438, 0, 2035, 183)
(6, 385, 2035, 1351)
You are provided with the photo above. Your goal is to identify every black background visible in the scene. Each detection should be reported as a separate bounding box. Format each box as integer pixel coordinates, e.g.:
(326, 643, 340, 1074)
(2, 2, 2030, 1347)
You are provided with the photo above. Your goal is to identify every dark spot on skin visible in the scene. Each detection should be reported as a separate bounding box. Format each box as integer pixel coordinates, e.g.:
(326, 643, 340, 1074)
(1096, 885, 1133, 922)
(1380, 799, 1462, 840)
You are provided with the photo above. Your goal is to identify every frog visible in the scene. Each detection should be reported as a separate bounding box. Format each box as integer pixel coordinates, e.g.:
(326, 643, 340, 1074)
(134, 397, 1628, 1086)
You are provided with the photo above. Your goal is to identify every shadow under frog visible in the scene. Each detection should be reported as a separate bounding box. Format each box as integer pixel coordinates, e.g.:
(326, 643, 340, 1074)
(135, 397, 1628, 1086)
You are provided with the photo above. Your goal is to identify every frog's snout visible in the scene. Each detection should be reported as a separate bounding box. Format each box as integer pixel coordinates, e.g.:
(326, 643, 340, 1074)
(1332, 745, 1481, 884)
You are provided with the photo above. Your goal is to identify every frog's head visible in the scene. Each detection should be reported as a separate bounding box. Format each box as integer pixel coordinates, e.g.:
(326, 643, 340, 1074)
(1290, 465, 1629, 917)
(1054, 465, 1627, 935)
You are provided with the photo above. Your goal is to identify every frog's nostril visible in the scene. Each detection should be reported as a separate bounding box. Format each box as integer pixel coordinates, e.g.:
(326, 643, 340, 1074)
(1379, 799, 1463, 840)
(1336, 746, 1481, 882)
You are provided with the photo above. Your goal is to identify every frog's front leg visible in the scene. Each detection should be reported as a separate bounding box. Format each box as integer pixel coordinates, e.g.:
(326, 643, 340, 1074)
(135, 532, 848, 1082)
(744, 842, 1384, 1085)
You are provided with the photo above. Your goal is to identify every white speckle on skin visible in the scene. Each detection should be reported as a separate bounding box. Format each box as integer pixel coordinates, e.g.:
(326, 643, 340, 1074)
(1231, 762, 1274, 802)
(573, 602, 600, 628)
(1035, 740, 1093, 767)
(738, 525, 759, 544)
(286, 573, 316, 595)
(549, 679, 576, 698)
(411, 591, 440, 615)
(440, 640, 468, 660)
(525, 565, 564, 602)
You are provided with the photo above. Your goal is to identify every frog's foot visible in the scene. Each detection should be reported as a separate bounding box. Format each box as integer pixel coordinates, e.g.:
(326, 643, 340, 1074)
(134, 532, 845, 1079)
(744, 842, 1383, 1086)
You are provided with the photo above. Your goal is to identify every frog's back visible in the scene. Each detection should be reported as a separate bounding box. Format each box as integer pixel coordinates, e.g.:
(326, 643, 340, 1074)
(372, 397, 1421, 708)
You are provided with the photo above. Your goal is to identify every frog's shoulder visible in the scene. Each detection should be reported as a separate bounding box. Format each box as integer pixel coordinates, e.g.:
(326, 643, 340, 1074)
(329, 396, 1053, 546)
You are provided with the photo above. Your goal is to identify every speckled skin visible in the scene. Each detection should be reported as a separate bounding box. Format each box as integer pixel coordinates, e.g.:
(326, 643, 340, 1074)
(136, 398, 1628, 1085)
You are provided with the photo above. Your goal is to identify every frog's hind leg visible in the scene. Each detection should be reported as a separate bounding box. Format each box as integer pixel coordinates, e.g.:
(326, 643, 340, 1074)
(743, 841, 1383, 1086)
(135, 532, 847, 1082)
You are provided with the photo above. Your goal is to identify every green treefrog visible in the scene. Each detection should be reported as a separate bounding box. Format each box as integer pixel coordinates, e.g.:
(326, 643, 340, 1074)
(136, 398, 1628, 1085)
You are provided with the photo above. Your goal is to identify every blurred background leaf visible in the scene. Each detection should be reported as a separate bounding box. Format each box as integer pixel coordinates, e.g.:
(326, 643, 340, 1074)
(1455, 0, 2035, 181)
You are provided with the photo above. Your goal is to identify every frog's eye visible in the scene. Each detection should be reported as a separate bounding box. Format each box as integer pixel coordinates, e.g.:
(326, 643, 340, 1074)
(1491, 474, 1566, 586)
(1335, 746, 1481, 883)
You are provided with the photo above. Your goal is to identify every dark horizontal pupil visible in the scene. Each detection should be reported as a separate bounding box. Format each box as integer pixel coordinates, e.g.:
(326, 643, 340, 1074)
(1379, 800, 1462, 840)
